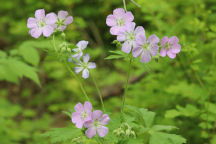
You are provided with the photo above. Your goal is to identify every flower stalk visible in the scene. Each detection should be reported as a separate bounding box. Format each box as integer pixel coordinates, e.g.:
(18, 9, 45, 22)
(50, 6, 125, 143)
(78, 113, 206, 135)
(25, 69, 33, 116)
(91, 72, 105, 112)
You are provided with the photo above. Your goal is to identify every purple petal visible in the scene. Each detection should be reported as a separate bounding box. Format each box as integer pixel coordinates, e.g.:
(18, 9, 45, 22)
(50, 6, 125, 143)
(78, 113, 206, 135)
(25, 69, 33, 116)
(88, 62, 96, 69)
(110, 26, 120, 35)
(76, 40, 88, 50)
(171, 44, 181, 53)
(126, 22, 136, 32)
(27, 17, 37, 28)
(72, 52, 82, 60)
(161, 36, 169, 47)
(169, 36, 179, 45)
(97, 126, 108, 137)
(160, 47, 167, 57)
(117, 32, 126, 41)
(148, 34, 159, 44)
(84, 120, 93, 128)
(75, 102, 84, 112)
(134, 26, 145, 35)
(141, 51, 151, 63)
(83, 54, 90, 63)
(124, 11, 134, 22)
(30, 28, 42, 38)
(74, 67, 83, 74)
(132, 47, 142, 57)
(45, 12, 57, 25)
(136, 33, 146, 46)
(82, 69, 89, 79)
(121, 41, 132, 53)
(149, 44, 159, 56)
(64, 16, 73, 25)
(92, 110, 103, 120)
(113, 8, 125, 17)
(85, 127, 96, 138)
(35, 9, 45, 19)
(84, 101, 92, 113)
(106, 15, 117, 26)
(58, 10, 68, 20)
(72, 112, 83, 129)
(42, 25, 54, 37)
(99, 114, 110, 125)
(167, 51, 176, 59)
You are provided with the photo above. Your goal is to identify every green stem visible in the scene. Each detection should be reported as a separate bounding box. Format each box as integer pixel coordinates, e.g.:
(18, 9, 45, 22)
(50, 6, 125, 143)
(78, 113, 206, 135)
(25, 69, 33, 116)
(123, 0, 127, 11)
(65, 63, 90, 102)
(121, 55, 133, 114)
(91, 72, 105, 112)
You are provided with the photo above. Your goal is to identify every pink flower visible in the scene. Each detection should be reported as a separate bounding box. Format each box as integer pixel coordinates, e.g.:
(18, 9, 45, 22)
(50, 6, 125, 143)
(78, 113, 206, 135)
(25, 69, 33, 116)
(117, 23, 145, 54)
(106, 8, 134, 35)
(27, 9, 57, 38)
(133, 33, 160, 63)
(72, 101, 92, 129)
(160, 36, 181, 59)
(84, 110, 110, 138)
(56, 10, 73, 31)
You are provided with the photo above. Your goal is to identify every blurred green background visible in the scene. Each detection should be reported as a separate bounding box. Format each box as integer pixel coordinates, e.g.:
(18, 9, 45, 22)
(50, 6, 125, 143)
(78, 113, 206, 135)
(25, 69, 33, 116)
(0, 0, 216, 143)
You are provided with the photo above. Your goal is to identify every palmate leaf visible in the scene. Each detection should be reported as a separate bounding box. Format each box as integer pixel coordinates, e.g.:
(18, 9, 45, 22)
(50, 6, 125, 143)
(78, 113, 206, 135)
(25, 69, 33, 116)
(19, 46, 40, 66)
(149, 132, 186, 144)
(41, 127, 82, 143)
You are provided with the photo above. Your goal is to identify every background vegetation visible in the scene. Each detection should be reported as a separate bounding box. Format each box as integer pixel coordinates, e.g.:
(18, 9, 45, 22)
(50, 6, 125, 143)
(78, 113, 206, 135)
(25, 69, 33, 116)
(0, 0, 216, 143)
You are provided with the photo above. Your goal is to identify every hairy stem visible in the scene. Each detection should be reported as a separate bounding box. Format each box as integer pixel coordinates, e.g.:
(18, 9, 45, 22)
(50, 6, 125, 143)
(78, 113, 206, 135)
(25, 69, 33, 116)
(91, 72, 105, 112)
(123, 0, 127, 11)
(65, 63, 90, 102)
(121, 55, 133, 114)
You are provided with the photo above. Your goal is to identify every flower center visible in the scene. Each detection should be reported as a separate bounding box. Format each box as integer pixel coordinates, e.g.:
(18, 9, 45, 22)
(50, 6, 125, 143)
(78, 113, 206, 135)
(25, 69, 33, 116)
(117, 18, 124, 26)
(81, 112, 88, 119)
(127, 32, 135, 41)
(142, 43, 150, 50)
(93, 120, 100, 127)
(165, 42, 171, 50)
(57, 18, 65, 27)
(38, 20, 46, 27)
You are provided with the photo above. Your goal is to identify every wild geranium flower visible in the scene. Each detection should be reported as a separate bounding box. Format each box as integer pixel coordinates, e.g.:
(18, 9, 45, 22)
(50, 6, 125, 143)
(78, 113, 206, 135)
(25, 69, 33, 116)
(160, 36, 181, 59)
(72, 101, 92, 129)
(27, 9, 57, 38)
(133, 33, 159, 63)
(106, 8, 134, 35)
(74, 54, 96, 79)
(56, 10, 73, 31)
(117, 23, 145, 53)
(72, 40, 89, 59)
(84, 110, 110, 138)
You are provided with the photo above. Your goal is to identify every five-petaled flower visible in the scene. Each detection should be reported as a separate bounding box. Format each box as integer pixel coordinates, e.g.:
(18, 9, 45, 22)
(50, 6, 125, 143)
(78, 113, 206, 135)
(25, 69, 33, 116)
(72, 40, 89, 60)
(56, 10, 73, 31)
(160, 36, 181, 59)
(133, 33, 160, 63)
(72, 101, 92, 129)
(106, 8, 134, 35)
(117, 23, 145, 54)
(74, 54, 96, 79)
(27, 9, 57, 38)
(85, 110, 110, 138)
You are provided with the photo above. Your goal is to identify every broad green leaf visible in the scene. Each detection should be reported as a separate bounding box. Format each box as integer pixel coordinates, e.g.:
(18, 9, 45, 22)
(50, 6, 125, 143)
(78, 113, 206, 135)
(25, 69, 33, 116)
(149, 132, 186, 144)
(19, 46, 40, 66)
(41, 127, 82, 143)
(105, 54, 125, 60)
